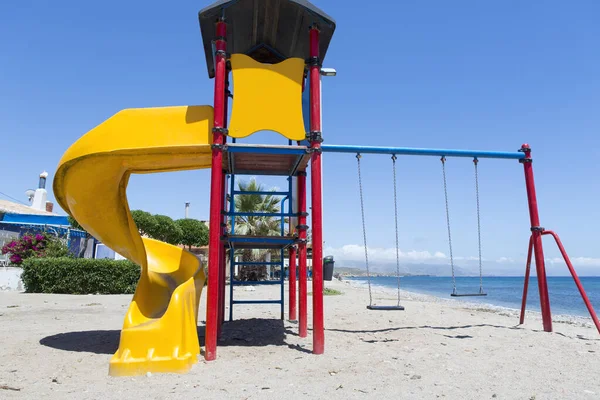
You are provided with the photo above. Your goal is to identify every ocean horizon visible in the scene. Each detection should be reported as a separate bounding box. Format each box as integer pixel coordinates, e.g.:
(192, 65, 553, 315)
(345, 275, 600, 318)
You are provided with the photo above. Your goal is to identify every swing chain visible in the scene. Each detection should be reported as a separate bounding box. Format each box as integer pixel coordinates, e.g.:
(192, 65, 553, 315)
(474, 158, 484, 294)
(392, 154, 402, 306)
(356, 153, 373, 306)
(441, 156, 457, 295)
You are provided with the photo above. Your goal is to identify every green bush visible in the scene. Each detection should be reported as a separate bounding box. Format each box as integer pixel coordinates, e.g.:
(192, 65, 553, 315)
(21, 257, 141, 294)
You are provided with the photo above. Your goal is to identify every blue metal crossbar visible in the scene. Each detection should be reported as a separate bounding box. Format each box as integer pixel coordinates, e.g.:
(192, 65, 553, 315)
(226, 144, 307, 155)
(320, 144, 525, 160)
(225, 211, 297, 217)
(233, 261, 282, 266)
(233, 190, 290, 196)
(232, 300, 282, 305)
(225, 236, 296, 248)
(230, 280, 282, 286)
(226, 237, 295, 243)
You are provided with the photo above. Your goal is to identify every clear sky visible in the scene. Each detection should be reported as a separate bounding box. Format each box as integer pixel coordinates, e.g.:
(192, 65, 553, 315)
(2, 0, 600, 276)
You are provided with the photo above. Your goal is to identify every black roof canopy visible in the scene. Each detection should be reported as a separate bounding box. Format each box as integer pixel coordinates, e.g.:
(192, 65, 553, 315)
(198, 0, 336, 78)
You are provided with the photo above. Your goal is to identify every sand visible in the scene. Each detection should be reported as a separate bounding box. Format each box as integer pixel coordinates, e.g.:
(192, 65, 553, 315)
(0, 279, 599, 400)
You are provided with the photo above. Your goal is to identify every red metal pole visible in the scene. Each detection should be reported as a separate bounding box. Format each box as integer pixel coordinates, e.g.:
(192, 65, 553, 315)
(289, 246, 297, 321)
(217, 71, 231, 337)
(520, 144, 552, 332)
(542, 231, 600, 334)
(205, 19, 227, 361)
(309, 25, 324, 355)
(297, 172, 308, 338)
(218, 171, 226, 337)
(520, 235, 534, 324)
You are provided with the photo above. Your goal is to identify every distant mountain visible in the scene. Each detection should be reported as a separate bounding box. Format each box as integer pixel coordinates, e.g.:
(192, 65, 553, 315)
(404, 263, 471, 277)
(333, 260, 600, 278)
(334, 261, 472, 277)
(334, 267, 367, 276)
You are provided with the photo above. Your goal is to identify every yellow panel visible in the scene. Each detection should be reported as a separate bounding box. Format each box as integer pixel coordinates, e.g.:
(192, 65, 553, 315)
(228, 54, 306, 141)
(53, 105, 214, 376)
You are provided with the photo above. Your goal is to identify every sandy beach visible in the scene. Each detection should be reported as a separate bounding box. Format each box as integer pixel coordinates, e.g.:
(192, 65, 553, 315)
(0, 279, 598, 400)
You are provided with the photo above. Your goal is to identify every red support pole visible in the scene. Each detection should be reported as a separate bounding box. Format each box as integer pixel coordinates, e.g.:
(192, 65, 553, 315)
(309, 25, 324, 355)
(542, 231, 600, 334)
(297, 172, 308, 338)
(289, 246, 297, 321)
(520, 144, 552, 332)
(205, 19, 227, 361)
(520, 235, 534, 324)
(217, 71, 231, 337)
(218, 171, 227, 337)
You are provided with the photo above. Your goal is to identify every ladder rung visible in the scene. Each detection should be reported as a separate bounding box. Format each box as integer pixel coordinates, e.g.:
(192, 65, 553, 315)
(233, 261, 282, 265)
(233, 190, 290, 196)
(225, 211, 297, 217)
(232, 299, 282, 304)
(231, 280, 282, 286)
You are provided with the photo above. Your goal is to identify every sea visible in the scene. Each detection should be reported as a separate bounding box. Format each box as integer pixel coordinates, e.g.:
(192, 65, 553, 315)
(345, 276, 600, 318)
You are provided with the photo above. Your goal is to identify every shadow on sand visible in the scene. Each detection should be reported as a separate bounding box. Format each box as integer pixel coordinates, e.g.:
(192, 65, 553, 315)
(39, 318, 308, 355)
(327, 323, 600, 341)
(40, 330, 120, 355)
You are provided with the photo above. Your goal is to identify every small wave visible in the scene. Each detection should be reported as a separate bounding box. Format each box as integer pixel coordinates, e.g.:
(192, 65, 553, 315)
(341, 277, 596, 329)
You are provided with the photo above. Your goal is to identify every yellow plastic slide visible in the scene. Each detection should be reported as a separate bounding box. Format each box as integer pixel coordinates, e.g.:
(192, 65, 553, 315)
(53, 105, 214, 376)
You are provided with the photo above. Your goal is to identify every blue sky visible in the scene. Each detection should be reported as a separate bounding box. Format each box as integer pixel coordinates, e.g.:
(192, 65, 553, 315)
(2, 0, 600, 275)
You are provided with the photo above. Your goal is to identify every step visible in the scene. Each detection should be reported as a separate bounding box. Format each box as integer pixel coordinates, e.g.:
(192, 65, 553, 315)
(223, 144, 310, 176)
(223, 235, 297, 249)
(230, 280, 283, 286)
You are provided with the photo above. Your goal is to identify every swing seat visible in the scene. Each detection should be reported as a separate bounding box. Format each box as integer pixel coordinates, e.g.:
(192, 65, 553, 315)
(450, 293, 487, 297)
(367, 305, 405, 311)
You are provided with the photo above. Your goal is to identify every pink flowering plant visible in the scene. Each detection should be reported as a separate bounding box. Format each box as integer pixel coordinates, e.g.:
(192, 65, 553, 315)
(1, 233, 51, 265)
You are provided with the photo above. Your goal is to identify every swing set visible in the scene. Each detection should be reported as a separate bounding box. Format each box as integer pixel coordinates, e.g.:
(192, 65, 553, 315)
(321, 143, 600, 335)
(356, 151, 487, 311)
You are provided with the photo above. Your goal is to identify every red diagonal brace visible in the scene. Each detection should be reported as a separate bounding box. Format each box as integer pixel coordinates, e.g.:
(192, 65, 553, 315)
(542, 231, 600, 334)
(520, 235, 534, 325)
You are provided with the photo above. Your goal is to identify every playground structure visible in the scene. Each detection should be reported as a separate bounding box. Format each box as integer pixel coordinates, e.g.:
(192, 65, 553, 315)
(52, 0, 600, 377)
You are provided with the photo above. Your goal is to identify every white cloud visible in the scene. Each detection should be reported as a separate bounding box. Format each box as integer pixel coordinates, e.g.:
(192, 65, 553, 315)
(546, 257, 600, 267)
(455, 256, 485, 262)
(492, 255, 600, 269)
(324, 244, 448, 264)
(323, 244, 600, 272)
(496, 257, 516, 264)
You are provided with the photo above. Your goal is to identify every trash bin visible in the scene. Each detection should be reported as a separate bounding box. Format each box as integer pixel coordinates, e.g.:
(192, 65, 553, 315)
(323, 255, 335, 281)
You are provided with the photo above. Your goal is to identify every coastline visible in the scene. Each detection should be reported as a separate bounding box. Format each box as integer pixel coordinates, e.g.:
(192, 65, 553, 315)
(338, 276, 597, 330)
(1, 278, 599, 399)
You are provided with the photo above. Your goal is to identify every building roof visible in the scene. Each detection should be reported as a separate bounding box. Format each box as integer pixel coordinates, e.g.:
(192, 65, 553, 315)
(0, 199, 56, 216)
(198, 0, 336, 78)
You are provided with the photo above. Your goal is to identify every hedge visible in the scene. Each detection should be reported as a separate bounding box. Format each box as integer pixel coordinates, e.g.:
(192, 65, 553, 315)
(21, 257, 141, 294)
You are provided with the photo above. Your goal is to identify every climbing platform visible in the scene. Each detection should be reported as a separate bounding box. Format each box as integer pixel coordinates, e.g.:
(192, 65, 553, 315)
(223, 144, 310, 176)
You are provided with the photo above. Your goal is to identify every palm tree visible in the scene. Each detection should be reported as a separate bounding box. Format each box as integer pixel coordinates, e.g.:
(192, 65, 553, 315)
(232, 178, 283, 280)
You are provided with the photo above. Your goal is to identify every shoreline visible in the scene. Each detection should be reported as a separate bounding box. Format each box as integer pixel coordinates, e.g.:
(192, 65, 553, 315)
(336, 277, 597, 330)
(1, 276, 599, 398)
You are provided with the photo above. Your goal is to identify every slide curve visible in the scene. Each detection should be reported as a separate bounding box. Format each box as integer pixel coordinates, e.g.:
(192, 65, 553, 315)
(53, 105, 214, 376)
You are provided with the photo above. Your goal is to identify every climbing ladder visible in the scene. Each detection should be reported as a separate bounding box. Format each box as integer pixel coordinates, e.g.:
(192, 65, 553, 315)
(224, 140, 311, 321)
